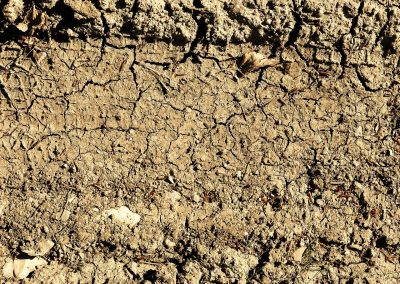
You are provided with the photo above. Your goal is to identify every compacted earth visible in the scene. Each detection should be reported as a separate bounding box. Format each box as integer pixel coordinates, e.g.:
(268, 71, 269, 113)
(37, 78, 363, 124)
(0, 0, 399, 283)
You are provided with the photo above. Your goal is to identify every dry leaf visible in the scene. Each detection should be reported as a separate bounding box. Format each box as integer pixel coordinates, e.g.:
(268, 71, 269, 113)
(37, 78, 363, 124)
(237, 52, 279, 74)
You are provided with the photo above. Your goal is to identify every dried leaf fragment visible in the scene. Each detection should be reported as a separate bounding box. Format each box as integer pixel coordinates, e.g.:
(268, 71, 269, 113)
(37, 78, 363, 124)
(237, 52, 279, 74)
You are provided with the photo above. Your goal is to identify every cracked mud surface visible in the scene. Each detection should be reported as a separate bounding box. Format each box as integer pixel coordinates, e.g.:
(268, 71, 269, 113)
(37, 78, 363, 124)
(0, 0, 399, 283)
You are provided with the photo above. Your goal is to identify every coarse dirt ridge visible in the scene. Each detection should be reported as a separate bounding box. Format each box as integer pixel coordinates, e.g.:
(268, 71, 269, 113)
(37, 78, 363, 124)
(0, 0, 399, 283)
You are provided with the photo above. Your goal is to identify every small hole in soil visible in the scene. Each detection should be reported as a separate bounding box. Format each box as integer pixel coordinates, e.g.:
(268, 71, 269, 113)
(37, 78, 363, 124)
(100, 241, 116, 252)
(115, 0, 126, 9)
(143, 269, 157, 281)
(364, 248, 373, 258)
(376, 236, 388, 248)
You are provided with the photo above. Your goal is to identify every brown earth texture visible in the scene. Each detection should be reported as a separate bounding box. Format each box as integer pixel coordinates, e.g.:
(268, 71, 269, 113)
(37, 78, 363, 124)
(0, 0, 400, 283)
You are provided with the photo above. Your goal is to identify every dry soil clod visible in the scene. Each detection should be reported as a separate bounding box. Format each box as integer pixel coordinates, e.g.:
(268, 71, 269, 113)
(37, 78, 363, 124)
(2, 0, 25, 23)
(236, 52, 279, 74)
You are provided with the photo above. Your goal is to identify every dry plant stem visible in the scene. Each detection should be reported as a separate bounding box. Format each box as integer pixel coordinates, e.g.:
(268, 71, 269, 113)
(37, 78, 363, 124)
(138, 63, 170, 93)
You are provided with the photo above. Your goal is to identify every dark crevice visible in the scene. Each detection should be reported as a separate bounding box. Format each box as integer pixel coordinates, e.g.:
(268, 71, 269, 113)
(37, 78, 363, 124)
(129, 46, 139, 90)
(164, 2, 174, 17)
(0, 82, 19, 120)
(143, 269, 157, 282)
(170, 239, 201, 275)
(335, 0, 363, 78)
(143, 61, 171, 69)
(349, 0, 365, 35)
(115, 0, 126, 9)
(358, 192, 369, 219)
(376, 172, 393, 188)
(270, 41, 280, 58)
(284, 0, 302, 47)
(99, 15, 110, 62)
(90, 1, 111, 65)
(120, 0, 140, 36)
(180, 0, 208, 63)
(380, 35, 396, 57)
(334, 36, 347, 78)
(131, 0, 140, 15)
(49, 1, 83, 42)
(361, 248, 373, 263)
(255, 69, 264, 89)
(374, 7, 395, 57)
(375, 235, 388, 248)
(0, 82, 12, 107)
(247, 249, 271, 280)
(0, 26, 24, 44)
(318, 237, 344, 247)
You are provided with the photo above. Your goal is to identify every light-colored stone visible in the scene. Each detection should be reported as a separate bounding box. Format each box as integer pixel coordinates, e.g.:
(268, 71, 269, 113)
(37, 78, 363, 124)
(164, 239, 175, 249)
(2, 259, 14, 278)
(61, 209, 71, 222)
(193, 193, 201, 203)
(103, 206, 141, 228)
(13, 257, 47, 279)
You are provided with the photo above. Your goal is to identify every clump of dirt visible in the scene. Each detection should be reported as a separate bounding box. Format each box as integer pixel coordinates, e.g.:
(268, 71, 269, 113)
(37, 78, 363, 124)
(0, 0, 399, 283)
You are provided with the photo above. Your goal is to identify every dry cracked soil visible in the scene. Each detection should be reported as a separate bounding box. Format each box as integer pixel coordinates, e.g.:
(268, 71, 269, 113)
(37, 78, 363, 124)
(0, 0, 399, 283)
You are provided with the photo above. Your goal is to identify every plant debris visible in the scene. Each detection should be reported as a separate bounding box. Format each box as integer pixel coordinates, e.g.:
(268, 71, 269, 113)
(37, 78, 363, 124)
(236, 52, 279, 74)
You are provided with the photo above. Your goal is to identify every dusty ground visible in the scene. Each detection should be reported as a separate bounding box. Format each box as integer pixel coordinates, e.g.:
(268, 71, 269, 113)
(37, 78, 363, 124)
(0, 0, 399, 283)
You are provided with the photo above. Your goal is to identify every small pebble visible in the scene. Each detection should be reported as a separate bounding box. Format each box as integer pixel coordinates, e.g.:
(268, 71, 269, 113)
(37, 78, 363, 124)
(193, 193, 201, 203)
(61, 210, 71, 222)
(164, 239, 175, 249)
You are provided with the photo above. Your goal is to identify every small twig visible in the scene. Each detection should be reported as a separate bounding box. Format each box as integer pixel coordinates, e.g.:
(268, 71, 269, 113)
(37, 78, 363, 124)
(138, 63, 170, 94)
(59, 188, 72, 220)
